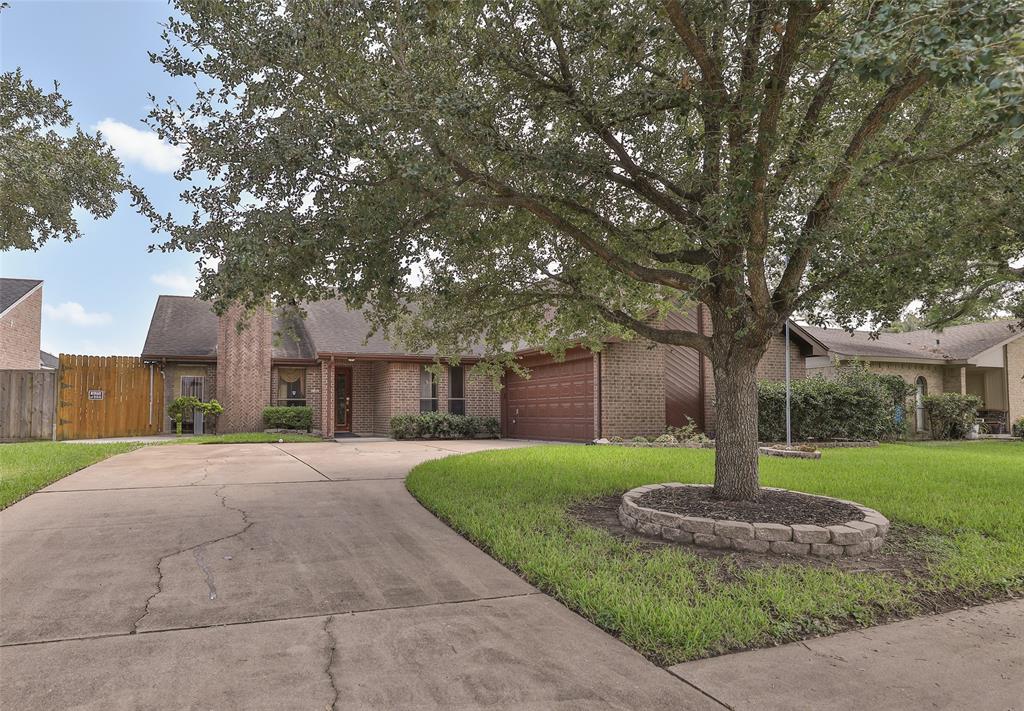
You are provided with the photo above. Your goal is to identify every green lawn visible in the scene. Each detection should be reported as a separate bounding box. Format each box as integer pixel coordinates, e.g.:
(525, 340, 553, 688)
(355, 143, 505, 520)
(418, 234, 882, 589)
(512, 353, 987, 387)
(0, 441, 143, 509)
(406, 441, 1024, 665)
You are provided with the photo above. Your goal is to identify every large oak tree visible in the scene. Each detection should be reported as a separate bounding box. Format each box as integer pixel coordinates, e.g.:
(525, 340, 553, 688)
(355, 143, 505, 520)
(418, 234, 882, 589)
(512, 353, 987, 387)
(147, 0, 1023, 500)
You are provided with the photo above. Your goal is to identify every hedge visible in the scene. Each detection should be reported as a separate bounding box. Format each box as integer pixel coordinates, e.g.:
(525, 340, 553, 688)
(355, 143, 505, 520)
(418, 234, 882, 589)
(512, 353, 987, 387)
(390, 412, 500, 440)
(758, 363, 912, 442)
(262, 406, 313, 431)
(924, 393, 982, 439)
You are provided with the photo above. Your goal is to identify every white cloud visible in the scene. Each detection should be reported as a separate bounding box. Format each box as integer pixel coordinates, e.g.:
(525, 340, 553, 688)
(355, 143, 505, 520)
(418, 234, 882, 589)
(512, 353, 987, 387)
(43, 302, 113, 327)
(95, 118, 184, 173)
(150, 271, 196, 295)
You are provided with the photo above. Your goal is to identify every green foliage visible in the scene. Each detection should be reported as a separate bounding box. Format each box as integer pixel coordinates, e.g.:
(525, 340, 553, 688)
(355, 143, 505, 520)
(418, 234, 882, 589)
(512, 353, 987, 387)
(262, 406, 313, 431)
(390, 412, 500, 440)
(0, 69, 136, 250)
(653, 434, 677, 445)
(758, 365, 911, 442)
(406, 441, 1024, 664)
(1013, 417, 1024, 438)
(664, 417, 712, 445)
(924, 393, 982, 440)
(146, 1, 1024, 353)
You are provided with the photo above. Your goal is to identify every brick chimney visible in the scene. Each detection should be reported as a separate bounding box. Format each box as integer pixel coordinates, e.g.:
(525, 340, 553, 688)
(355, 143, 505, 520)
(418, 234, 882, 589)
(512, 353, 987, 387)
(216, 302, 272, 433)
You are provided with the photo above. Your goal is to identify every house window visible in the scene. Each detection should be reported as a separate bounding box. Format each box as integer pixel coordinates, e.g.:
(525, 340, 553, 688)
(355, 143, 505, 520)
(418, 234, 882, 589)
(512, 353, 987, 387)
(448, 365, 465, 415)
(277, 368, 306, 406)
(419, 366, 438, 412)
(915, 376, 928, 432)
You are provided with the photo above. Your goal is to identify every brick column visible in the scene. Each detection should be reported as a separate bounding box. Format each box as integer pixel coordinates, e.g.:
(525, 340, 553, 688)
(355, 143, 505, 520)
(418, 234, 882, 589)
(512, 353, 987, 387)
(216, 303, 272, 433)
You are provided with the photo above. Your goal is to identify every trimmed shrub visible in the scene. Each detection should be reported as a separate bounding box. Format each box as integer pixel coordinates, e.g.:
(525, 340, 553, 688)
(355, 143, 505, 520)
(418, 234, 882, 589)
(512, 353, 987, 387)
(664, 416, 712, 445)
(390, 412, 500, 440)
(262, 406, 313, 431)
(758, 363, 912, 442)
(924, 393, 982, 440)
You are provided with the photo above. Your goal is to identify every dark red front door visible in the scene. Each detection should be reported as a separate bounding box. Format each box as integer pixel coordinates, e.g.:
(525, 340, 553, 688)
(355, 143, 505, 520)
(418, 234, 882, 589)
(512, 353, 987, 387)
(335, 367, 352, 433)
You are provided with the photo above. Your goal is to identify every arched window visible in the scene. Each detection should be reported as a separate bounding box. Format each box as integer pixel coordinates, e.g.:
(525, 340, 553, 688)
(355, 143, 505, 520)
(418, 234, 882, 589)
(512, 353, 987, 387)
(915, 376, 928, 433)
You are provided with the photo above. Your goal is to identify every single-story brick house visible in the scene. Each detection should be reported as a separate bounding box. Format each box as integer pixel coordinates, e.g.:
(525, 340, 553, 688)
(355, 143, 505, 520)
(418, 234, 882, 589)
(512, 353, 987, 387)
(141, 295, 825, 440)
(804, 321, 1024, 435)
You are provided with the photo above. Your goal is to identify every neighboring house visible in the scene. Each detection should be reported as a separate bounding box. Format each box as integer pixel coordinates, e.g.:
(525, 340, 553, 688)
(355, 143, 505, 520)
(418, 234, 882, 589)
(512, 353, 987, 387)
(39, 351, 59, 370)
(141, 296, 823, 440)
(805, 321, 1023, 436)
(0, 278, 44, 370)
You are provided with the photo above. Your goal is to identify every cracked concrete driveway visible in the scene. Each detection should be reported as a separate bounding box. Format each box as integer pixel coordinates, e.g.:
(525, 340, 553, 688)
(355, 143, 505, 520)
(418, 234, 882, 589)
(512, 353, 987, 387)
(0, 440, 720, 710)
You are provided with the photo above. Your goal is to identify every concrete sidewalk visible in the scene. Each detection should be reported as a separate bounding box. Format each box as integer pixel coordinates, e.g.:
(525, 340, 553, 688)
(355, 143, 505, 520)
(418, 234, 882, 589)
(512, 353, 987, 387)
(670, 598, 1024, 710)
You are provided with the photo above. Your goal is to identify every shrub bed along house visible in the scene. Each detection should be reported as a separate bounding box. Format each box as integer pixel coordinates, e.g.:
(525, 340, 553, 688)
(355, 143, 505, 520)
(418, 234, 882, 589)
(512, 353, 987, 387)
(390, 412, 500, 440)
(758, 363, 912, 442)
(262, 405, 313, 431)
(923, 393, 982, 440)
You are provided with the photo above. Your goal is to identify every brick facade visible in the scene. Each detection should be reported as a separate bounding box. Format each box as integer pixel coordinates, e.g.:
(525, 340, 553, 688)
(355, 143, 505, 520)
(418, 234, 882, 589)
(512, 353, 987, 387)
(942, 365, 966, 395)
(1008, 339, 1024, 429)
(216, 304, 272, 433)
(465, 369, 501, 418)
(0, 286, 42, 370)
(599, 340, 666, 438)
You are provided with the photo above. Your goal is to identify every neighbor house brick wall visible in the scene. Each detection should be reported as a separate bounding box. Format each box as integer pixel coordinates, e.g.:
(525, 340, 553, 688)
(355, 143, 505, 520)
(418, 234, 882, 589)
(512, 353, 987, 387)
(216, 304, 272, 433)
(600, 340, 666, 438)
(0, 286, 42, 370)
(1006, 339, 1024, 428)
(942, 366, 966, 395)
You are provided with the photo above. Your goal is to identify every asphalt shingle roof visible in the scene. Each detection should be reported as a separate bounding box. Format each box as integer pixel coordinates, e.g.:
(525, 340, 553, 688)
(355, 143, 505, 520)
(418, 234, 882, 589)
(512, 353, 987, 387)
(142, 296, 489, 360)
(804, 320, 1021, 362)
(0, 278, 42, 315)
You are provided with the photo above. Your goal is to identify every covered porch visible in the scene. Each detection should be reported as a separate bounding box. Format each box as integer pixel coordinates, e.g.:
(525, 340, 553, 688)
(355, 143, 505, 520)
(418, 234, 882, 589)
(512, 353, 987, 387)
(945, 356, 1013, 435)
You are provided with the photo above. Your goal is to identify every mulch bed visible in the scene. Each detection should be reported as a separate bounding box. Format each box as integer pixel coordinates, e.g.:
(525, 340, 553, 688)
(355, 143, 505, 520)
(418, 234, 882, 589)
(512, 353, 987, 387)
(637, 486, 865, 527)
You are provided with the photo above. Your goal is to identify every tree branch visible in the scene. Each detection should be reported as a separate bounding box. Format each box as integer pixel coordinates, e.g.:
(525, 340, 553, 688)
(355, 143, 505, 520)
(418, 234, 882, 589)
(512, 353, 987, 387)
(774, 70, 931, 311)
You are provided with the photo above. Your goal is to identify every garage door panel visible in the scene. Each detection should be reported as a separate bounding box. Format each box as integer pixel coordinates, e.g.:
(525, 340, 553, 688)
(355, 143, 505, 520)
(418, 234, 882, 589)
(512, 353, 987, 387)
(503, 351, 594, 442)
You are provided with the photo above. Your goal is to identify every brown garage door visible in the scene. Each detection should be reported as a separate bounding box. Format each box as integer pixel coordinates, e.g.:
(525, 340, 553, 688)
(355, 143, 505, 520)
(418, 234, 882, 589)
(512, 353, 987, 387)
(503, 349, 594, 442)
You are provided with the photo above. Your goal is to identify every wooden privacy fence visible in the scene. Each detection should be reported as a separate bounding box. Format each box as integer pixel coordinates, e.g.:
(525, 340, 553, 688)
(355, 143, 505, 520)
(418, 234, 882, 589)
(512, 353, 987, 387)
(0, 370, 58, 441)
(57, 355, 164, 440)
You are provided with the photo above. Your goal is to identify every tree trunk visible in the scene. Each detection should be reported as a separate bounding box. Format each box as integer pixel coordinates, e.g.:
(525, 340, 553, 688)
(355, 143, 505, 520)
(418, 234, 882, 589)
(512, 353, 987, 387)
(711, 352, 762, 501)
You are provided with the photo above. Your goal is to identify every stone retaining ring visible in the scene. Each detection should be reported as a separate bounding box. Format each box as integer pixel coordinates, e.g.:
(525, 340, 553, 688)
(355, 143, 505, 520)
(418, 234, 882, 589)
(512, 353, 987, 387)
(617, 484, 888, 558)
(758, 446, 821, 459)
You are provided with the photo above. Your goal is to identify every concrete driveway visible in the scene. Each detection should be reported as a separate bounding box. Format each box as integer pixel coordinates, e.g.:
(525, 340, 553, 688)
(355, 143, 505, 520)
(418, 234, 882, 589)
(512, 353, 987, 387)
(0, 440, 720, 710)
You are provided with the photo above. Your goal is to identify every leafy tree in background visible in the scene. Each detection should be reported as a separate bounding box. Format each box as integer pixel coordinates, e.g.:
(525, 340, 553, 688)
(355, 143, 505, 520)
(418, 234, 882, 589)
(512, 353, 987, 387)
(146, 0, 1024, 500)
(0, 67, 138, 251)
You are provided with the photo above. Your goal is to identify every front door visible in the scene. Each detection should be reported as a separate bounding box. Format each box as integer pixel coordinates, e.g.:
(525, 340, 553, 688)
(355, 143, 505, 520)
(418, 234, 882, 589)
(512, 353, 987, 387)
(335, 367, 353, 433)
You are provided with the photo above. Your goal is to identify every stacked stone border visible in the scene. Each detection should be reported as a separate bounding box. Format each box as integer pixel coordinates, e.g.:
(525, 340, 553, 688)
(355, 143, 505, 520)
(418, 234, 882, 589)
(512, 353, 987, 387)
(618, 483, 888, 557)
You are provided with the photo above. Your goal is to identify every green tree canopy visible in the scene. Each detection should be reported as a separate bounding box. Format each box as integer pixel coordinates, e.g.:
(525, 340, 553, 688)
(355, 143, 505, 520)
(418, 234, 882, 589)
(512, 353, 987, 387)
(0, 69, 134, 250)
(146, 0, 1024, 499)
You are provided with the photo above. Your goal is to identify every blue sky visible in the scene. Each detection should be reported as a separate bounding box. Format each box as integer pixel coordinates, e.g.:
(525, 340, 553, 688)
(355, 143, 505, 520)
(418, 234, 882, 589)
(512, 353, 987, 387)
(1, 0, 200, 356)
